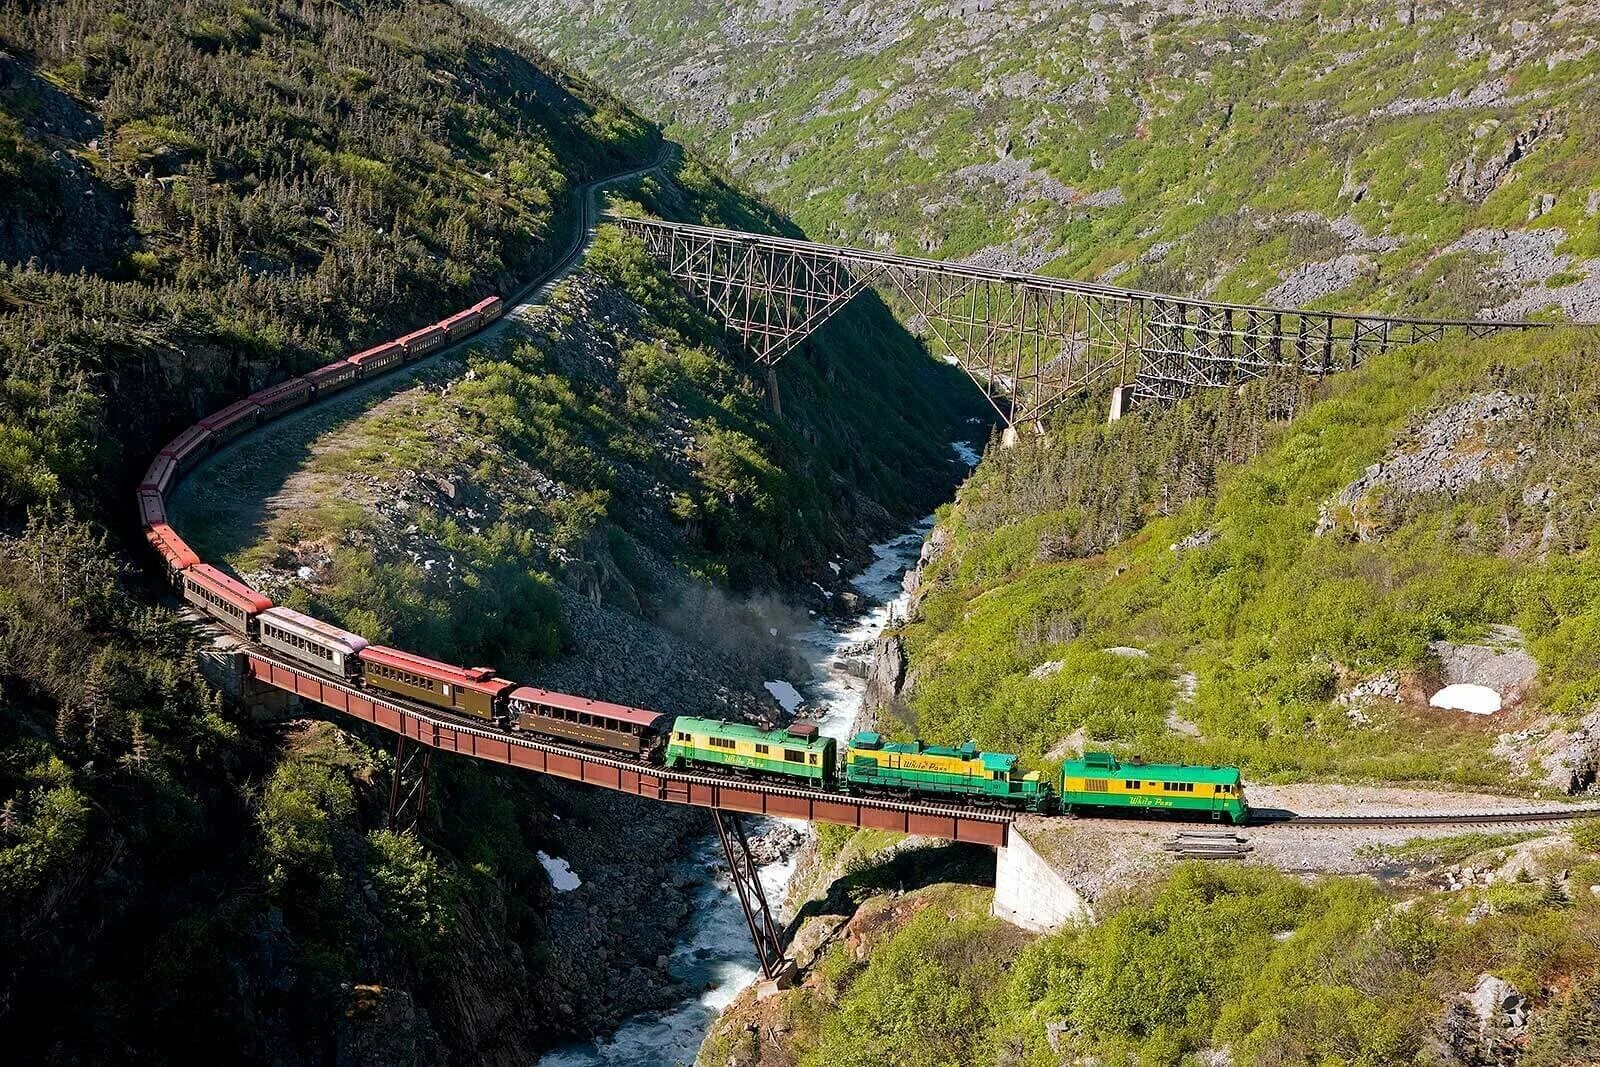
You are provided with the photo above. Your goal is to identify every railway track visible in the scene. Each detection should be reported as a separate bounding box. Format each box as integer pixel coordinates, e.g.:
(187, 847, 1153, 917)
(1251, 806, 1600, 830)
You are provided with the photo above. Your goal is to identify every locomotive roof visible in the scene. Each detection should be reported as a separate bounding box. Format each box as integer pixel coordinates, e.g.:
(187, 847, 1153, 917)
(509, 686, 666, 729)
(1062, 751, 1242, 784)
(358, 644, 514, 696)
(671, 715, 835, 750)
(848, 732, 1017, 772)
(259, 606, 368, 653)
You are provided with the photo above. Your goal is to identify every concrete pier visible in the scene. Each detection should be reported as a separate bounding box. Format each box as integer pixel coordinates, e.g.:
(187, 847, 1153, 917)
(992, 826, 1090, 932)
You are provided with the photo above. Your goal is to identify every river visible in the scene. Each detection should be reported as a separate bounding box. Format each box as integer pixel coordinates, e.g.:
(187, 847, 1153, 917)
(538, 441, 978, 1067)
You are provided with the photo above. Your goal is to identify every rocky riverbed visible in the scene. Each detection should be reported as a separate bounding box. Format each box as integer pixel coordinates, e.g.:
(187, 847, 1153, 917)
(538, 446, 975, 1066)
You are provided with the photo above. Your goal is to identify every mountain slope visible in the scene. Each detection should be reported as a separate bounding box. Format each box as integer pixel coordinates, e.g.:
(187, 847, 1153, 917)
(0, 1, 849, 1061)
(484, 0, 1600, 320)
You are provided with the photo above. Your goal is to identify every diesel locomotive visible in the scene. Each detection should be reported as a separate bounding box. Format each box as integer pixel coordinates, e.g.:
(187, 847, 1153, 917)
(140, 291, 1248, 824)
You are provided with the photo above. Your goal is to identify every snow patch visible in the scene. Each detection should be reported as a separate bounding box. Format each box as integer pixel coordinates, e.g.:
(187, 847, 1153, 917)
(537, 851, 582, 892)
(764, 680, 804, 713)
(1429, 684, 1503, 716)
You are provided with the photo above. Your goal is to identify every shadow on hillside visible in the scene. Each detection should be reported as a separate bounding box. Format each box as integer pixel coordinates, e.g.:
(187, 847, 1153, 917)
(782, 839, 995, 944)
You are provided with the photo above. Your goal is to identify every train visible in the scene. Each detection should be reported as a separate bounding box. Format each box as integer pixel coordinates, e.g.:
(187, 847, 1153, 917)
(138, 291, 1249, 825)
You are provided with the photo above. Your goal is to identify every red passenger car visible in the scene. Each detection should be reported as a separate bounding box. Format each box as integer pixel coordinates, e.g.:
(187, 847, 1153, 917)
(145, 523, 201, 576)
(306, 358, 360, 395)
(137, 488, 167, 527)
(438, 308, 481, 340)
(399, 325, 445, 359)
(247, 378, 312, 419)
(349, 342, 404, 375)
(159, 424, 214, 473)
(471, 295, 504, 322)
(182, 564, 273, 636)
(199, 398, 261, 445)
(141, 452, 177, 494)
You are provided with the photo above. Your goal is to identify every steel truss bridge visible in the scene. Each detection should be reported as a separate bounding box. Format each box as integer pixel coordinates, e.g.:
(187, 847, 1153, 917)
(610, 216, 1546, 427)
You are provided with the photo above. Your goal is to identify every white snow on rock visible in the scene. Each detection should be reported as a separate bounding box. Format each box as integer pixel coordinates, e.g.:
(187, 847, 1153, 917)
(1103, 646, 1151, 659)
(537, 851, 582, 892)
(1430, 684, 1503, 716)
(764, 680, 804, 713)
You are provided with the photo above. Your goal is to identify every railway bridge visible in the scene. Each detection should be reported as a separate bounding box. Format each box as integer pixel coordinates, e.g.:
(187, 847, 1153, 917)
(609, 215, 1546, 429)
(162, 159, 1573, 987)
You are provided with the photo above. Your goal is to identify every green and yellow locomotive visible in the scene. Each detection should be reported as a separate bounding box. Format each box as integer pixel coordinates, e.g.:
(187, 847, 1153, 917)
(843, 732, 1050, 811)
(1058, 751, 1248, 824)
(665, 716, 836, 783)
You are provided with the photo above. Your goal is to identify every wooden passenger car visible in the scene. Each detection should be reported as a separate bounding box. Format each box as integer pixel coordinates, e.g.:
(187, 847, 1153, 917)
(438, 308, 481, 340)
(258, 606, 368, 679)
(399, 325, 445, 358)
(507, 686, 668, 755)
(471, 295, 504, 322)
(182, 564, 273, 636)
(357, 645, 514, 721)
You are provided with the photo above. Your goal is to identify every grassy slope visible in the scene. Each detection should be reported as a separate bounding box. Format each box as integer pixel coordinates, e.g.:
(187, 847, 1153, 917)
(703, 843, 1600, 1067)
(897, 326, 1600, 786)
(487, 0, 1599, 316)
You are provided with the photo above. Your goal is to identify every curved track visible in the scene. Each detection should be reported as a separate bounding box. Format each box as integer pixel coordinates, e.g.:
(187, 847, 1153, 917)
(150, 144, 1600, 845)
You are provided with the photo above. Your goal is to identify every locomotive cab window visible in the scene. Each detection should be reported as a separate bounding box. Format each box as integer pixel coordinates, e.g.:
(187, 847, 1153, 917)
(754, 744, 769, 755)
(784, 750, 805, 763)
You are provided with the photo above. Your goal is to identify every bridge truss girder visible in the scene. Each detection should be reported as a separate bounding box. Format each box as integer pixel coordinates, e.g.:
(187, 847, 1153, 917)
(612, 216, 1540, 427)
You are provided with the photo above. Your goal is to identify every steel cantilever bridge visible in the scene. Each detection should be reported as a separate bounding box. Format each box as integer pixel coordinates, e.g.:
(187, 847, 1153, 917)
(609, 215, 1545, 427)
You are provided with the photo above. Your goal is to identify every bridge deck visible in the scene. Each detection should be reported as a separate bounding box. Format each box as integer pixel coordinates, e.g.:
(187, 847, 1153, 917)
(246, 651, 1012, 846)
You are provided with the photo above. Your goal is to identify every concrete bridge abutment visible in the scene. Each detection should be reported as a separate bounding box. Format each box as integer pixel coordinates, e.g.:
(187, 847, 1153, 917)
(992, 825, 1091, 932)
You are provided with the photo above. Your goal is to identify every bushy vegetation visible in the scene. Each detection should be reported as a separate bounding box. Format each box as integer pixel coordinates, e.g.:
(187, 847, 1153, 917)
(887, 327, 1600, 785)
(195, 212, 985, 676)
(744, 858, 1600, 1067)
(0, 0, 652, 520)
(0, 0, 672, 1059)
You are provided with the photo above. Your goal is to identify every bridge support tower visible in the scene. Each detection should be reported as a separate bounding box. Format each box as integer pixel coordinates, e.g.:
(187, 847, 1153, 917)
(713, 810, 796, 987)
(387, 733, 433, 833)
